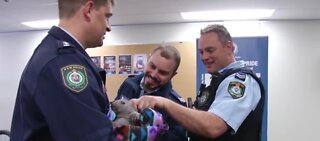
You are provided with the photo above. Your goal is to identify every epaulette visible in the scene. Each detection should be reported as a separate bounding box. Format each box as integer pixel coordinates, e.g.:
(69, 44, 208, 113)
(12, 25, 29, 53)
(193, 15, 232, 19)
(235, 71, 246, 81)
(170, 90, 186, 104)
(57, 40, 76, 54)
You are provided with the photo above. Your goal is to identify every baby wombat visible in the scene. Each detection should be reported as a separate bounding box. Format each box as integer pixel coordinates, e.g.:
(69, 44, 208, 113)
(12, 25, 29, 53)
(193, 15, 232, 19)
(111, 99, 140, 128)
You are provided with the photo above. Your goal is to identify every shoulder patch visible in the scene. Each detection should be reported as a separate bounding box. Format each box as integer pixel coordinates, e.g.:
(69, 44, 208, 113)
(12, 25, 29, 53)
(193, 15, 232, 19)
(197, 89, 210, 107)
(57, 40, 74, 48)
(235, 72, 246, 81)
(61, 65, 88, 93)
(57, 41, 76, 54)
(228, 81, 245, 99)
(178, 97, 186, 103)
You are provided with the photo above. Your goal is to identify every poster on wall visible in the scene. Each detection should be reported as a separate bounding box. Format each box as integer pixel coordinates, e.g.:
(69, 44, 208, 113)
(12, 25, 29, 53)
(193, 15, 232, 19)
(118, 55, 132, 75)
(103, 55, 116, 75)
(133, 54, 147, 74)
(196, 37, 268, 141)
(90, 56, 101, 68)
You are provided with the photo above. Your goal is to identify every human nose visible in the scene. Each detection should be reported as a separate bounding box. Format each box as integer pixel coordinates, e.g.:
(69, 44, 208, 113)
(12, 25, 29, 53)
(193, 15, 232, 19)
(106, 20, 111, 32)
(201, 51, 209, 61)
(149, 69, 158, 78)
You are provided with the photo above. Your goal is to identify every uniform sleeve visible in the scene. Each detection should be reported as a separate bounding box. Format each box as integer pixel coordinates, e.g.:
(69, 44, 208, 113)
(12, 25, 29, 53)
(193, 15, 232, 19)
(158, 90, 187, 141)
(33, 55, 116, 141)
(207, 73, 261, 133)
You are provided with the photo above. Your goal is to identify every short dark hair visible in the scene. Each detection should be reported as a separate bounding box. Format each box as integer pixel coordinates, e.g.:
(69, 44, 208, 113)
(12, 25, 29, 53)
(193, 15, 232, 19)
(200, 24, 232, 46)
(151, 45, 181, 72)
(58, 0, 114, 19)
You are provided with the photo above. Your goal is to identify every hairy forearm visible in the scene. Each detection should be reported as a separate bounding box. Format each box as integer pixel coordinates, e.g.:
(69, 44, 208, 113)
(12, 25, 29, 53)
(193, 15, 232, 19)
(161, 99, 228, 138)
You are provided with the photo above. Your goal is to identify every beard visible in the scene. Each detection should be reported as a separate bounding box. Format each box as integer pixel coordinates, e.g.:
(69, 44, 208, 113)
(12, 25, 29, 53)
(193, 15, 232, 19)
(144, 75, 160, 91)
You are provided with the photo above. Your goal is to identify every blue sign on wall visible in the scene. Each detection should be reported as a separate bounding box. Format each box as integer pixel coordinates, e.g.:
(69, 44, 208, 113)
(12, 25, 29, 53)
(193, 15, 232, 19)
(196, 36, 268, 141)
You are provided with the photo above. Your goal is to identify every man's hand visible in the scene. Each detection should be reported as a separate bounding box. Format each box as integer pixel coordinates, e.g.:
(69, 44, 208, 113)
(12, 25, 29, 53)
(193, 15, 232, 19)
(130, 96, 169, 112)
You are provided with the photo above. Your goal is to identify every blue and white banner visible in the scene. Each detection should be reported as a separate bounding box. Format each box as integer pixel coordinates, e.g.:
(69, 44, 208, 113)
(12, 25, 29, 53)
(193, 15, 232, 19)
(196, 36, 268, 141)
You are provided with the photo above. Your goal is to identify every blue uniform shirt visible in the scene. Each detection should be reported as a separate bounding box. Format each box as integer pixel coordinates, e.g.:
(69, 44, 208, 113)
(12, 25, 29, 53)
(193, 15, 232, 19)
(10, 26, 118, 141)
(208, 61, 261, 132)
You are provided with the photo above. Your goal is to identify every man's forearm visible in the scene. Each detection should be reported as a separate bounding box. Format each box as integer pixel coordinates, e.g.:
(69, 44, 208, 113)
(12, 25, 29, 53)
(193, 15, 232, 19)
(162, 100, 228, 138)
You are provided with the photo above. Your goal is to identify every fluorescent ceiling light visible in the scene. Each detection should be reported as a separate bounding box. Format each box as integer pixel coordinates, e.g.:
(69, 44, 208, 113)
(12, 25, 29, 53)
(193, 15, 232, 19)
(181, 9, 275, 21)
(21, 19, 59, 29)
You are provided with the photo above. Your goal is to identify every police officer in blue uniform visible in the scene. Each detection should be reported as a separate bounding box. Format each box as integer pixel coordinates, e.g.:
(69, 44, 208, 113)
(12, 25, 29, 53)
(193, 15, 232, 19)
(10, 0, 119, 141)
(131, 24, 265, 141)
(190, 60, 265, 141)
(116, 45, 188, 141)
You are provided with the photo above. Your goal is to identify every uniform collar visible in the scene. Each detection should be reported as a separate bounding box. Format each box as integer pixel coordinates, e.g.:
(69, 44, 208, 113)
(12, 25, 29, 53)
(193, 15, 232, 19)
(219, 60, 245, 73)
(48, 26, 83, 51)
(48, 26, 92, 59)
(139, 76, 160, 96)
(57, 26, 85, 49)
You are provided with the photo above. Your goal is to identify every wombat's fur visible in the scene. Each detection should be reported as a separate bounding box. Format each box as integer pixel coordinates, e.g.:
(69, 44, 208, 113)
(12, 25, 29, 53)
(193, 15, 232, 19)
(111, 99, 140, 128)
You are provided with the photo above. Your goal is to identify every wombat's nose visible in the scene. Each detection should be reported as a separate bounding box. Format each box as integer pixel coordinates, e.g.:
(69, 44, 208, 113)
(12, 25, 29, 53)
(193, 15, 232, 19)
(110, 101, 115, 110)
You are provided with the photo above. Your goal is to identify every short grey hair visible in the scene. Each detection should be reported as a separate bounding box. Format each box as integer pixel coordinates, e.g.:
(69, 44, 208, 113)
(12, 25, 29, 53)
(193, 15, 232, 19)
(200, 24, 232, 46)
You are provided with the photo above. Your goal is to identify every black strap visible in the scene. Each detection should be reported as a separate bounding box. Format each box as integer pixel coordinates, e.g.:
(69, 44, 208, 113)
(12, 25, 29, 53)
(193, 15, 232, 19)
(0, 130, 10, 137)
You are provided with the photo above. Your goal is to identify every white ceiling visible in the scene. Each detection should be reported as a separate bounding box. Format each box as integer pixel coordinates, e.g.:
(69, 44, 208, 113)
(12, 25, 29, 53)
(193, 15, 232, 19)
(0, 0, 320, 33)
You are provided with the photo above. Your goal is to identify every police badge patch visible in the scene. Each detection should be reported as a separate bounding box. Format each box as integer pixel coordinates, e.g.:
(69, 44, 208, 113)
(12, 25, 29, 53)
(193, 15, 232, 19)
(228, 81, 245, 99)
(61, 65, 88, 93)
(198, 89, 210, 107)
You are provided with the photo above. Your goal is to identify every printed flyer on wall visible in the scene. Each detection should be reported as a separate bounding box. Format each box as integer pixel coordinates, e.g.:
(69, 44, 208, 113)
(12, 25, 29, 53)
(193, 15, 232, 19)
(90, 56, 101, 68)
(118, 55, 132, 75)
(133, 54, 147, 74)
(103, 55, 116, 75)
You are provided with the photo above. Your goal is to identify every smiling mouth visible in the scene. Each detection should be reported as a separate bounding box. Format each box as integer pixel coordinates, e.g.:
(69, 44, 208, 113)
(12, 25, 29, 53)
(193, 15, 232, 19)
(148, 75, 160, 83)
(204, 62, 212, 66)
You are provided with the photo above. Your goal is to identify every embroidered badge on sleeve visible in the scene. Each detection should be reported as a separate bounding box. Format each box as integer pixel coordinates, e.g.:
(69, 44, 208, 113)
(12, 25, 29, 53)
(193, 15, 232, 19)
(61, 65, 88, 93)
(228, 81, 246, 99)
(198, 89, 210, 106)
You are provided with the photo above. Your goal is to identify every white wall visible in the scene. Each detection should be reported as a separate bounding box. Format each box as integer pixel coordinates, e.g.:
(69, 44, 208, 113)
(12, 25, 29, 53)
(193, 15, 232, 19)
(0, 31, 47, 131)
(267, 21, 320, 141)
(0, 20, 319, 141)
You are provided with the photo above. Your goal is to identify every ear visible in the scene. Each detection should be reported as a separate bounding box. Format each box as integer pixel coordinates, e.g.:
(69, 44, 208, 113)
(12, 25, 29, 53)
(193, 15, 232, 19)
(171, 71, 178, 79)
(82, 1, 94, 21)
(225, 41, 234, 52)
(120, 96, 129, 100)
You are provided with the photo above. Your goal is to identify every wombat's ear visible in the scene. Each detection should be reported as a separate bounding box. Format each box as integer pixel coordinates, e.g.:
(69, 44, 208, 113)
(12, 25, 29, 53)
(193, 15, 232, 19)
(120, 96, 129, 100)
